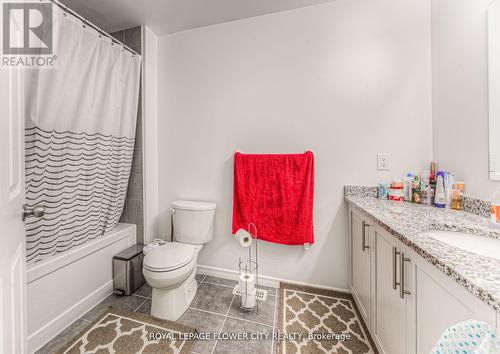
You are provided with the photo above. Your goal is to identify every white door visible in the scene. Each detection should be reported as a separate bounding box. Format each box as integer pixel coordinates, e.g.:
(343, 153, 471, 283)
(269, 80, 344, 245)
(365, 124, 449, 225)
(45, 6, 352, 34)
(0, 64, 28, 352)
(350, 210, 371, 325)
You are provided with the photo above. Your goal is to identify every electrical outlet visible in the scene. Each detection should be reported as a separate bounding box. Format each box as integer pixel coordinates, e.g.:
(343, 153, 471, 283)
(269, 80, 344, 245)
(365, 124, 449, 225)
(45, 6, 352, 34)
(377, 154, 390, 171)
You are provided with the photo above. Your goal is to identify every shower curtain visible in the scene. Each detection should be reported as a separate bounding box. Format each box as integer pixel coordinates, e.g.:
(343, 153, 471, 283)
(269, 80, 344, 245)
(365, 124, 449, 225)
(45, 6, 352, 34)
(25, 10, 141, 264)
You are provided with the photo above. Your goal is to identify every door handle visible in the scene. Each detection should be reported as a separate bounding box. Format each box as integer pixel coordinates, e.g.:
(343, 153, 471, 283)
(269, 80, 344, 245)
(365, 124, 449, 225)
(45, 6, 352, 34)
(392, 246, 400, 290)
(22, 204, 45, 221)
(362, 221, 370, 251)
(399, 251, 411, 299)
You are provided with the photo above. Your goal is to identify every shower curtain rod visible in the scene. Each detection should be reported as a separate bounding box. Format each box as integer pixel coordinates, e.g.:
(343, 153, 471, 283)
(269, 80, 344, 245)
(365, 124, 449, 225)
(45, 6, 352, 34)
(48, 0, 140, 56)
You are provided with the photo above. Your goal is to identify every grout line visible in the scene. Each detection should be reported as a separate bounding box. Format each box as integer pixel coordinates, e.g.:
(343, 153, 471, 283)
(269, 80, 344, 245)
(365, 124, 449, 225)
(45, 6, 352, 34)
(210, 294, 235, 354)
(201, 280, 237, 289)
(187, 306, 226, 318)
(271, 287, 279, 354)
(131, 293, 149, 300)
(201, 280, 277, 298)
(80, 318, 91, 323)
(188, 304, 274, 328)
(226, 314, 274, 328)
(196, 274, 207, 286)
(134, 297, 149, 313)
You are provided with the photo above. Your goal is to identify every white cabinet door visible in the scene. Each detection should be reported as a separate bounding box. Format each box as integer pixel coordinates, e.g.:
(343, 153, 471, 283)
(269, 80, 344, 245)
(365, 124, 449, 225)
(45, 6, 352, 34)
(409, 254, 497, 354)
(350, 209, 371, 327)
(373, 227, 406, 354)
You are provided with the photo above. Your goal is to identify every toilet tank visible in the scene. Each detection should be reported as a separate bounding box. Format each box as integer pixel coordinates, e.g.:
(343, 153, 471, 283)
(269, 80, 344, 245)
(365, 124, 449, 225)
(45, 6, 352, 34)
(171, 200, 216, 245)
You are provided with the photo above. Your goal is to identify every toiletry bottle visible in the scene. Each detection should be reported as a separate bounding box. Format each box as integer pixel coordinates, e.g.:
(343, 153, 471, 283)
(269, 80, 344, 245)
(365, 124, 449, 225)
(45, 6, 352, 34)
(403, 173, 413, 202)
(434, 171, 446, 208)
(421, 171, 431, 205)
(378, 182, 389, 200)
(388, 179, 404, 202)
(455, 181, 465, 195)
(451, 184, 461, 210)
(412, 175, 421, 203)
(491, 188, 500, 225)
(429, 162, 436, 205)
(444, 172, 454, 208)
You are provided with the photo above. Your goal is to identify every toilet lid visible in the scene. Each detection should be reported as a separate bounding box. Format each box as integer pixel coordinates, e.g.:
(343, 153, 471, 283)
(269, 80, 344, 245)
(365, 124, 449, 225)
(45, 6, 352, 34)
(143, 242, 195, 272)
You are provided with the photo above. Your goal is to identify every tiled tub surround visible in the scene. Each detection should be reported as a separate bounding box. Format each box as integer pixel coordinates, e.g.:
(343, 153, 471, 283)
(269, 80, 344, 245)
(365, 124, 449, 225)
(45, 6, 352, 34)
(112, 26, 145, 244)
(345, 186, 500, 312)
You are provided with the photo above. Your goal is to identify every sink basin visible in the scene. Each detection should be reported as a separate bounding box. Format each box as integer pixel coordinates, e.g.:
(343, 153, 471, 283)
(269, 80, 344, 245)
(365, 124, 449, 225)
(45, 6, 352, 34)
(422, 230, 500, 260)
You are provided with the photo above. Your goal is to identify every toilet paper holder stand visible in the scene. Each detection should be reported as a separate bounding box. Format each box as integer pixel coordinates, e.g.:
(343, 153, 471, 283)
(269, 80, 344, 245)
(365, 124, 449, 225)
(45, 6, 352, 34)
(237, 223, 260, 312)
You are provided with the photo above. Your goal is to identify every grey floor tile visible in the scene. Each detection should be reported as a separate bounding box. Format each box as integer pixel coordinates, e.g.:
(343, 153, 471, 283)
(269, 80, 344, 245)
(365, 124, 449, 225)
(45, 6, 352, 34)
(190, 283, 234, 315)
(228, 294, 276, 326)
(81, 294, 145, 322)
(203, 275, 237, 287)
(134, 282, 151, 298)
(213, 317, 273, 354)
(195, 274, 206, 283)
(135, 298, 151, 314)
(178, 308, 225, 354)
(35, 318, 89, 354)
(257, 285, 277, 296)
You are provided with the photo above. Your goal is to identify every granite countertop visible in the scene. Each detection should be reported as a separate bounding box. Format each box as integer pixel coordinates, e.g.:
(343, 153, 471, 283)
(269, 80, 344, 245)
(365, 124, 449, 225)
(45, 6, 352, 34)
(345, 189, 500, 312)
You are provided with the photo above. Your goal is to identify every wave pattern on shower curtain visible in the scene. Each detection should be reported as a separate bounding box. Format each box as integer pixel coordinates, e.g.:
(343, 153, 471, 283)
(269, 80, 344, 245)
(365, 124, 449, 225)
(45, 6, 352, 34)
(25, 8, 141, 264)
(25, 129, 134, 263)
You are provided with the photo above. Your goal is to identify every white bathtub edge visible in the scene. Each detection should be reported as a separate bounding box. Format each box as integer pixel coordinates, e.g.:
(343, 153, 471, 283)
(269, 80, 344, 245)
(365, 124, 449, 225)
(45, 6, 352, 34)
(27, 223, 137, 353)
(28, 280, 113, 353)
(27, 224, 137, 284)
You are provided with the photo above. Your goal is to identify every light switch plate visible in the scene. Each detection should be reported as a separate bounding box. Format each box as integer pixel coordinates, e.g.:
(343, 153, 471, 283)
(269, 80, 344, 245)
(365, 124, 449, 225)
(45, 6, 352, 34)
(377, 154, 390, 170)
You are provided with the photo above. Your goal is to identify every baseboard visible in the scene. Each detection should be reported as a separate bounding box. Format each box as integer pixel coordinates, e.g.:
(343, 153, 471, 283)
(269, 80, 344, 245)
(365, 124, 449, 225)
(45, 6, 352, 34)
(196, 265, 350, 293)
(28, 280, 113, 353)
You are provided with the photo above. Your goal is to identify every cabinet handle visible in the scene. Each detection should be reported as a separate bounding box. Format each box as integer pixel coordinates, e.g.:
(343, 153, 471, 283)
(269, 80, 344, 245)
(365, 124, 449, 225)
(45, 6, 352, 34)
(362, 221, 370, 251)
(399, 251, 411, 299)
(392, 246, 400, 290)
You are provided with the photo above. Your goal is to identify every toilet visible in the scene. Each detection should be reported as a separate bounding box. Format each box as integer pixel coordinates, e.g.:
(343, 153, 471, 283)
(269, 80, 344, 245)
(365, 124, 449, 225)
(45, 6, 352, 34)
(143, 200, 216, 321)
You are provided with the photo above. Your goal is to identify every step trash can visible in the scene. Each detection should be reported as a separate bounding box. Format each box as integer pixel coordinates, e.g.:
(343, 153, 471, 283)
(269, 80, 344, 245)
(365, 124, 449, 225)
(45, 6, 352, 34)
(113, 244, 145, 296)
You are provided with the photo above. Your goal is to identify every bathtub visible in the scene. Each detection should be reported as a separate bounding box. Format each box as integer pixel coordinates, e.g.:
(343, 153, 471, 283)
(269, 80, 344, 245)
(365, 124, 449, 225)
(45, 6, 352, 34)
(26, 223, 137, 353)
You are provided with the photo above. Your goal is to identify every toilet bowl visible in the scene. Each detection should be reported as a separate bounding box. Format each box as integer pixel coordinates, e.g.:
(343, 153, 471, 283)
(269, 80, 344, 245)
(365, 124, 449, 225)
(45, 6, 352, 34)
(143, 242, 200, 320)
(143, 200, 216, 321)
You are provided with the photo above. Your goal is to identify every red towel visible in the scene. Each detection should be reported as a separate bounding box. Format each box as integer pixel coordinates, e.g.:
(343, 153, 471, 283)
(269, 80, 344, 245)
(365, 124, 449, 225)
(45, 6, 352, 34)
(232, 151, 314, 245)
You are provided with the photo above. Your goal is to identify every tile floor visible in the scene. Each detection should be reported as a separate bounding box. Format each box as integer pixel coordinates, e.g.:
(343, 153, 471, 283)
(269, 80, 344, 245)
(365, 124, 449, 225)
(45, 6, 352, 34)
(36, 274, 279, 354)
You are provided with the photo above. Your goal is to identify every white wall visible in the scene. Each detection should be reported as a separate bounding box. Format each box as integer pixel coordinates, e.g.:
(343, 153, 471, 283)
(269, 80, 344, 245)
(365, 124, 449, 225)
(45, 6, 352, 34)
(431, 0, 500, 200)
(157, 0, 433, 290)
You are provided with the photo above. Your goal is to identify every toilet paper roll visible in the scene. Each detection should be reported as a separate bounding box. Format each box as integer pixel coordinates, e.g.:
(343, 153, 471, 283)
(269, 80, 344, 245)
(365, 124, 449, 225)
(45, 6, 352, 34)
(238, 273, 255, 294)
(236, 229, 253, 248)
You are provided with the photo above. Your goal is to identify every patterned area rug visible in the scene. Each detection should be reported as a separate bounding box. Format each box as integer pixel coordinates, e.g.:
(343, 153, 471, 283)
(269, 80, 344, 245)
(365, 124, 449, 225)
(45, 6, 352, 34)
(277, 283, 377, 354)
(57, 308, 196, 354)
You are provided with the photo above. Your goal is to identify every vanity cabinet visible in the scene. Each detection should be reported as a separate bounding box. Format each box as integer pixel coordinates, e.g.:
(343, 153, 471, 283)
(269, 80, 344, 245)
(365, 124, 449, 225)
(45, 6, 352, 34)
(348, 206, 498, 354)
(350, 209, 372, 327)
(408, 247, 497, 354)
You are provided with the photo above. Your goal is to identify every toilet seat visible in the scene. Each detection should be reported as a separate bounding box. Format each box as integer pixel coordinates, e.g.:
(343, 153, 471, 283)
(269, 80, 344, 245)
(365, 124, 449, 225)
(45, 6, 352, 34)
(144, 242, 195, 272)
